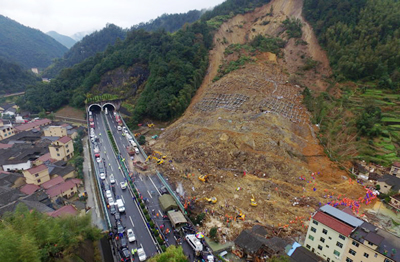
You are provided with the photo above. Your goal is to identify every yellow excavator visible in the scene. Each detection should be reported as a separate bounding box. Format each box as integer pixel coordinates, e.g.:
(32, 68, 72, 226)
(236, 210, 245, 220)
(145, 155, 164, 165)
(145, 155, 151, 162)
(250, 194, 257, 207)
(147, 123, 154, 128)
(198, 174, 209, 182)
(204, 197, 218, 204)
(153, 150, 166, 159)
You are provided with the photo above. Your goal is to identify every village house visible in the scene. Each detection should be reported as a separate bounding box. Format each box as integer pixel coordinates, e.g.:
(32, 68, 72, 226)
(43, 125, 67, 137)
(22, 164, 50, 185)
(15, 118, 51, 133)
(49, 136, 74, 161)
(389, 194, 400, 212)
(0, 102, 19, 116)
(389, 162, 400, 177)
(0, 120, 15, 141)
(376, 174, 400, 194)
(304, 204, 400, 262)
(45, 178, 82, 201)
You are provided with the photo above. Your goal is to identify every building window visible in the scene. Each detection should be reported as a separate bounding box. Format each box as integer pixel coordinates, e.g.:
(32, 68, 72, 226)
(56, 148, 59, 152)
(309, 235, 314, 241)
(37, 179, 41, 183)
(57, 154, 60, 157)
(339, 234, 345, 240)
(320, 237, 325, 243)
(374, 253, 378, 258)
(336, 242, 343, 248)
(346, 258, 353, 262)
(322, 229, 328, 234)
(35, 174, 39, 177)
(367, 241, 374, 246)
(311, 227, 316, 233)
(349, 249, 356, 256)
(334, 250, 340, 257)
(67, 149, 70, 153)
(66, 144, 68, 148)
(306, 244, 311, 249)
(384, 259, 392, 262)
(352, 241, 359, 247)
(313, 220, 319, 225)
(318, 245, 323, 251)
(363, 253, 369, 258)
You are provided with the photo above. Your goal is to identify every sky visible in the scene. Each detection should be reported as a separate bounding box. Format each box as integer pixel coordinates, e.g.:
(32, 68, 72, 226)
(0, 0, 225, 37)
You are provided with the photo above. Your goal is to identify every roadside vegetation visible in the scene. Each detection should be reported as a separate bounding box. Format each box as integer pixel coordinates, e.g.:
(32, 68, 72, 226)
(0, 204, 102, 262)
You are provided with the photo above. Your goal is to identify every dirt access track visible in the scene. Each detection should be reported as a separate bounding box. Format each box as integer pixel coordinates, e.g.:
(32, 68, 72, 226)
(151, 0, 366, 240)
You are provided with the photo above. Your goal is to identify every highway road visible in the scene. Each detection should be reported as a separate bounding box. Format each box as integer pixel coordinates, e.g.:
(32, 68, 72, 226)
(105, 112, 198, 259)
(91, 111, 158, 261)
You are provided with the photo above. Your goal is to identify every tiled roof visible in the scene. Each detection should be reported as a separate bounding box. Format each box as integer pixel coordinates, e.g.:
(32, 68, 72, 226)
(0, 144, 13, 149)
(27, 164, 47, 174)
(20, 184, 40, 195)
(46, 180, 76, 198)
(313, 211, 355, 236)
(48, 205, 77, 217)
(40, 176, 64, 190)
(290, 246, 322, 262)
(378, 174, 400, 191)
(393, 162, 400, 168)
(57, 136, 72, 144)
(37, 153, 51, 162)
(15, 119, 51, 132)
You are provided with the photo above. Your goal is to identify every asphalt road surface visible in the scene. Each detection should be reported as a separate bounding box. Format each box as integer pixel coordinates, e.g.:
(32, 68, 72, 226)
(92, 111, 158, 261)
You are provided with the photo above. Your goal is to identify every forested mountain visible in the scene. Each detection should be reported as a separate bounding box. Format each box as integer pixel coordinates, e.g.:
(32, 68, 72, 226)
(0, 15, 67, 69)
(46, 31, 76, 49)
(303, 0, 400, 88)
(134, 10, 203, 33)
(42, 24, 127, 78)
(0, 58, 39, 95)
(19, 0, 270, 123)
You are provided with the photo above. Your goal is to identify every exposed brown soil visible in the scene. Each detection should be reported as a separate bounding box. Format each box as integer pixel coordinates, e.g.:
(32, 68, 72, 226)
(148, 0, 366, 240)
(55, 105, 85, 120)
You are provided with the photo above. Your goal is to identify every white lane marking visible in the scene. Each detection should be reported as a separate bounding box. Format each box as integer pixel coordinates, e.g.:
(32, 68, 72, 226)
(139, 176, 143, 181)
(110, 166, 114, 172)
(147, 190, 152, 199)
(148, 176, 161, 195)
(121, 195, 125, 204)
(129, 189, 133, 197)
(129, 216, 134, 227)
(158, 210, 163, 217)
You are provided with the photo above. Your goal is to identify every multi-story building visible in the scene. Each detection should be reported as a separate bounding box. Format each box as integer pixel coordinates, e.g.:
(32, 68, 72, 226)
(0, 120, 15, 141)
(49, 136, 74, 161)
(22, 164, 50, 185)
(43, 126, 67, 137)
(305, 205, 400, 262)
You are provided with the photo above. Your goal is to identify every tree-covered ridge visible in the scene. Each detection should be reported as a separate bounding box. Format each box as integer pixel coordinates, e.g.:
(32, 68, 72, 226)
(0, 58, 40, 95)
(0, 15, 67, 69)
(0, 204, 102, 262)
(303, 0, 400, 88)
(43, 24, 127, 78)
(134, 10, 204, 33)
(19, 0, 274, 125)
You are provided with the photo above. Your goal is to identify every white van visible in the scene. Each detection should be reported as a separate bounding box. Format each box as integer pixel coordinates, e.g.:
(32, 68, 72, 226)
(129, 140, 137, 147)
(185, 234, 203, 252)
(117, 126, 122, 131)
(134, 148, 139, 154)
(89, 111, 92, 116)
(116, 199, 125, 212)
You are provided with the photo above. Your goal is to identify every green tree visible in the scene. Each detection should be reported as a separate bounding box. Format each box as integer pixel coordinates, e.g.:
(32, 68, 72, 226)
(147, 245, 188, 262)
(356, 105, 382, 137)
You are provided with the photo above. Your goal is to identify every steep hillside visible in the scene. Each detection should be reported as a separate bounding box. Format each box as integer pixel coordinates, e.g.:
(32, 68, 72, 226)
(46, 31, 76, 49)
(43, 24, 127, 78)
(152, 0, 364, 238)
(0, 58, 39, 95)
(0, 15, 67, 69)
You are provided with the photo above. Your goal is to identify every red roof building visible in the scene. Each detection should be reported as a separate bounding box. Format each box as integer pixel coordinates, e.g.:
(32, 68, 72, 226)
(20, 184, 40, 195)
(312, 211, 355, 236)
(26, 164, 48, 175)
(46, 179, 82, 199)
(40, 176, 64, 190)
(15, 119, 51, 132)
(58, 136, 72, 144)
(0, 143, 13, 149)
(48, 205, 77, 217)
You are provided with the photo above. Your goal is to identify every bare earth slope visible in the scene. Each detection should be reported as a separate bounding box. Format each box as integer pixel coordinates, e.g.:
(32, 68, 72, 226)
(152, 0, 363, 238)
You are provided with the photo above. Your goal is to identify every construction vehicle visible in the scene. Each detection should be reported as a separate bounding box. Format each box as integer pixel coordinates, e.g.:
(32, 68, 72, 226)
(153, 150, 166, 159)
(198, 174, 209, 182)
(250, 194, 257, 207)
(147, 123, 154, 128)
(133, 161, 148, 171)
(204, 197, 217, 204)
(152, 156, 164, 165)
(236, 210, 245, 220)
(134, 133, 141, 137)
(145, 155, 151, 162)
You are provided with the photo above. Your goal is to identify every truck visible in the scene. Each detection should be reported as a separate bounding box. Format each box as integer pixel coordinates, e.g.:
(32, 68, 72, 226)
(133, 161, 148, 171)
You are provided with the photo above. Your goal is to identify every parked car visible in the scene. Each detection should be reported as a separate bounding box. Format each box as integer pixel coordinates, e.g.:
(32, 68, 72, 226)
(127, 228, 136, 242)
(117, 221, 125, 234)
(99, 172, 106, 180)
(120, 237, 127, 248)
(96, 157, 101, 163)
(108, 197, 114, 206)
(114, 211, 121, 221)
(120, 181, 127, 190)
(110, 204, 117, 215)
(137, 247, 147, 261)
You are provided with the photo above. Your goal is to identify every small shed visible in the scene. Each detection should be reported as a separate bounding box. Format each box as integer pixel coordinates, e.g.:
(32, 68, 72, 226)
(158, 194, 178, 212)
(167, 210, 188, 227)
